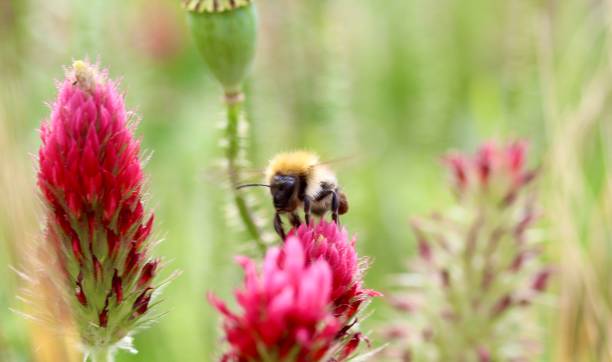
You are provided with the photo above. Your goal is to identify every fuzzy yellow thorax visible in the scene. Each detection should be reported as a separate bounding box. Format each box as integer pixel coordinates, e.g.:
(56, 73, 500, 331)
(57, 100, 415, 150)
(265, 151, 320, 182)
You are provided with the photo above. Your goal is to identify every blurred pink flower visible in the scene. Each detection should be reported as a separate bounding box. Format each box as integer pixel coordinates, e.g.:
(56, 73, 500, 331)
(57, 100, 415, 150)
(444, 140, 536, 203)
(209, 238, 343, 361)
(130, 0, 186, 62)
(390, 140, 550, 361)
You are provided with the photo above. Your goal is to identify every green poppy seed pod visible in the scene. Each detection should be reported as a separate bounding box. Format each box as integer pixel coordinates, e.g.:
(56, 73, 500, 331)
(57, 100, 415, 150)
(183, 0, 257, 94)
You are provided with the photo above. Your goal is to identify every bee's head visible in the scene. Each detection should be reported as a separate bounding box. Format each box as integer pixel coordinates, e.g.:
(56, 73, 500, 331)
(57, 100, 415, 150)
(270, 174, 298, 211)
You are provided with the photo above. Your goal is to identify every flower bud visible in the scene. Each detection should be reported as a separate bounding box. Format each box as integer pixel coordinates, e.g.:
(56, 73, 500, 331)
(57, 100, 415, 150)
(183, 0, 257, 93)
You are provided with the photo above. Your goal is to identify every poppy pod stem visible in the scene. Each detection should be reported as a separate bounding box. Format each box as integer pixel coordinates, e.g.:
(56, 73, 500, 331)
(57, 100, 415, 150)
(224, 93, 266, 252)
(184, 0, 267, 251)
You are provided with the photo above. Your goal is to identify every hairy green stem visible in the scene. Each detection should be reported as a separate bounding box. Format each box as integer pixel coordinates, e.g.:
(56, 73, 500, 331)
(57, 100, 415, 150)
(90, 348, 114, 362)
(225, 93, 266, 253)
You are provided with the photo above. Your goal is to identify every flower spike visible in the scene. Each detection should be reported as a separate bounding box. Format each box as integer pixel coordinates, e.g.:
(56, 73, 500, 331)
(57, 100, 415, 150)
(209, 232, 379, 362)
(32, 60, 170, 360)
(388, 140, 550, 361)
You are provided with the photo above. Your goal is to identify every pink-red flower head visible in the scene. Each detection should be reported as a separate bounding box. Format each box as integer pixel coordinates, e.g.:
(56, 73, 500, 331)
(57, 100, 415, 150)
(36, 60, 163, 350)
(288, 221, 381, 320)
(39, 61, 146, 229)
(209, 238, 341, 362)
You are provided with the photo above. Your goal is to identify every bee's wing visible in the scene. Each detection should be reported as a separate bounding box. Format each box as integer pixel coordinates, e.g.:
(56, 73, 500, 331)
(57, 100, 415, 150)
(315, 154, 360, 169)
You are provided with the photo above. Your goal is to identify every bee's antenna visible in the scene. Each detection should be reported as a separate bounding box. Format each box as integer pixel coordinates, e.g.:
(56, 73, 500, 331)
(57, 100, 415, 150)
(236, 183, 271, 190)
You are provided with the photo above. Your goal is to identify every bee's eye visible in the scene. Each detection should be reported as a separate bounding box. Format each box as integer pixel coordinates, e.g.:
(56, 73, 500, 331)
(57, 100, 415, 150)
(274, 176, 295, 191)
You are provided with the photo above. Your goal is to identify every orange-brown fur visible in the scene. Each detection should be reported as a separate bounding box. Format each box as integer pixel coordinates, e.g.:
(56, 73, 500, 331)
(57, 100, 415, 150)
(265, 151, 320, 182)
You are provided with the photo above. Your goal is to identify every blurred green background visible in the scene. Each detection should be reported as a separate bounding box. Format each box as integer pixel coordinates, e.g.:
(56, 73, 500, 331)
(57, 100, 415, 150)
(1, 0, 611, 361)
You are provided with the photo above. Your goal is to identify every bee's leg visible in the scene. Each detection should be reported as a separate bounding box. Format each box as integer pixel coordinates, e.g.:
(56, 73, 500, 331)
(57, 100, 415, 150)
(274, 212, 286, 241)
(289, 212, 301, 228)
(316, 190, 340, 225)
(303, 196, 312, 225)
(331, 190, 340, 225)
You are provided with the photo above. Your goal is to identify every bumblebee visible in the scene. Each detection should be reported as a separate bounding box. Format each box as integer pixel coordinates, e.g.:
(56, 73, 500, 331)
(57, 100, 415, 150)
(238, 151, 348, 239)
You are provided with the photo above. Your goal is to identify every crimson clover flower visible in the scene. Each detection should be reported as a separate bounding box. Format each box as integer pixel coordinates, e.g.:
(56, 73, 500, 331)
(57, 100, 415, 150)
(34, 60, 169, 360)
(209, 234, 375, 362)
(287, 221, 381, 321)
(388, 140, 551, 361)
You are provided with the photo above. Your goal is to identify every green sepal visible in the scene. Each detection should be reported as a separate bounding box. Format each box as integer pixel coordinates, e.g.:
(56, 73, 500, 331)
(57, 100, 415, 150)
(187, 2, 257, 93)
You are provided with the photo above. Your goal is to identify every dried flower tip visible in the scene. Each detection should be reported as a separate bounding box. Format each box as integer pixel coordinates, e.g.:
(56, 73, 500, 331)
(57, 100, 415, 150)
(72, 60, 101, 93)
